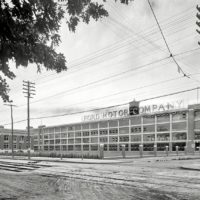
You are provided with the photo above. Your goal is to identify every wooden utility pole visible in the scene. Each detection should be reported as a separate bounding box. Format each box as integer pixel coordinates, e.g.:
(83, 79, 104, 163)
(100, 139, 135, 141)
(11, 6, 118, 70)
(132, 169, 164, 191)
(4, 103, 17, 159)
(23, 81, 35, 160)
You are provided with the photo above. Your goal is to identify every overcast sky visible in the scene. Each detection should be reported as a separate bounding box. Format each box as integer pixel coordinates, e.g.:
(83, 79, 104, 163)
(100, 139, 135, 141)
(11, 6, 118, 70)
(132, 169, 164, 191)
(1, 0, 200, 129)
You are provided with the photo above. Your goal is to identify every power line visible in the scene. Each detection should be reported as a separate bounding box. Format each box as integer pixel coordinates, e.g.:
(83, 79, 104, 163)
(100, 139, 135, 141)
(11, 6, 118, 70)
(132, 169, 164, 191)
(147, 0, 189, 77)
(2, 86, 199, 126)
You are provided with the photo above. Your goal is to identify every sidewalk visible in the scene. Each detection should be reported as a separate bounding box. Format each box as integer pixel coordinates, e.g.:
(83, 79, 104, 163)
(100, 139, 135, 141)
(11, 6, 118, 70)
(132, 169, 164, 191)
(0, 154, 200, 165)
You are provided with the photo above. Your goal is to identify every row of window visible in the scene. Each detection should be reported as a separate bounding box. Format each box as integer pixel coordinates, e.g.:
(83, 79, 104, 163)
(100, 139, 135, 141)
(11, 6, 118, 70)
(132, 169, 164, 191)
(40, 132, 187, 145)
(41, 112, 187, 134)
(40, 142, 188, 152)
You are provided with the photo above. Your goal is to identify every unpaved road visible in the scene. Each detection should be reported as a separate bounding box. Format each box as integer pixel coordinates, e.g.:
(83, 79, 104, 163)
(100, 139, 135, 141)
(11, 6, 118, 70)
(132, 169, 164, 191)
(0, 157, 200, 200)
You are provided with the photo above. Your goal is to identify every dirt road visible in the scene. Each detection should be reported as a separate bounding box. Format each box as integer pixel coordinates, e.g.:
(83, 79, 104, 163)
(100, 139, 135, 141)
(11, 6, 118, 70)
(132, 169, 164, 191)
(0, 157, 200, 200)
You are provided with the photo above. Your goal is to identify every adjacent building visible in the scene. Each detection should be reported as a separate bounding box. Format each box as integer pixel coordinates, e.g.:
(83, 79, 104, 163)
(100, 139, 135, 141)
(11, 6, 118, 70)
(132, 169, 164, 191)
(0, 126, 34, 153)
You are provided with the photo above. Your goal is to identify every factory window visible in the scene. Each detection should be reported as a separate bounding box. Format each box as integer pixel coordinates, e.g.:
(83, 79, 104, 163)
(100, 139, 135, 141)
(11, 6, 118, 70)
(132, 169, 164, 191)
(75, 138, 81, 144)
(119, 144, 129, 151)
(131, 144, 139, 151)
(119, 136, 129, 142)
(68, 145, 74, 151)
(4, 135, 8, 140)
(44, 146, 48, 151)
(157, 133, 169, 141)
(131, 135, 141, 142)
(157, 143, 169, 151)
(68, 132, 74, 138)
(109, 144, 118, 151)
(61, 139, 67, 144)
(55, 146, 60, 151)
(62, 145, 67, 151)
(173, 112, 187, 121)
(143, 125, 155, 132)
(83, 131, 89, 136)
(109, 120, 118, 127)
(99, 121, 108, 128)
(143, 143, 154, 151)
(83, 145, 89, 151)
(143, 134, 155, 142)
(61, 133, 67, 138)
(130, 116, 141, 125)
(68, 126, 74, 131)
(195, 132, 200, 140)
(75, 125, 81, 131)
(75, 132, 81, 137)
(99, 137, 107, 143)
(157, 123, 170, 132)
(131, 126, 141, 133)
(83, 138, 89, 143)
(44, 135, 48, 139)
(4, 144, 8, 149)
(55, 127, 60, 133)
(100, 130, 108, 135)
(91, 130, 98, 136)
(68, 139, 74, 144)
(82, 124, 89, 130)
(172, 122, 187, 131)
(157, 114, 170, 123)
(91, 137, 98, 143)
(50, 140, 54, 144)
(49, 134, 54, 139)
(119, 119, 129, 126)
(109, 129, 118, 135)
(49, 146, 54, 151)
(119, 127, 129, 135)
(90, 123, 98, 129)
(172, 142, 186, 151)
(55, 133, 60, 139)
(143, 116, 155, 124)
(109, 136, 118, 143)
(75, 145, 81, 151)
(61, 126, 67, 132)
(91, 145, 98, 151)
(55, 139, 60, 144)
(172, 132, 187, 140)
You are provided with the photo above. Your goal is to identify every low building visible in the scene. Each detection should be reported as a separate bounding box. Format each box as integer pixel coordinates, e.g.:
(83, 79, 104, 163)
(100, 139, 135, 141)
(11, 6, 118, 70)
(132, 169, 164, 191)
(32, 103, 200, 157)
(0, 126, 34, 153)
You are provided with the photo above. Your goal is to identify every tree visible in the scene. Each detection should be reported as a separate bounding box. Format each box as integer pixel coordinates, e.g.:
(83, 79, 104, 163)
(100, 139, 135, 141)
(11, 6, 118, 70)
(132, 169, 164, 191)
(1, 0, 133, 102)
(197, 5, 200, 45)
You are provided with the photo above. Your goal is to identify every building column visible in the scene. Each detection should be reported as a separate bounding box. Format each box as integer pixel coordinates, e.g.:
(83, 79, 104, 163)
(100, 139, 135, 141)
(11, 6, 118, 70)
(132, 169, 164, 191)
(187, 109, 195, 153)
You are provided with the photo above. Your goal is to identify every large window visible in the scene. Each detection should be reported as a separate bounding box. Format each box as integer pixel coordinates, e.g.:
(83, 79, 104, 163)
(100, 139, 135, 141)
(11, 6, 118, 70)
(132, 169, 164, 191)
(143, 143, 154, 151)
(91, 130, 98, 136)
(131, 144, 139, 151)
(157, 143, 169, 151)
(83, 145, 89, 151)
(109, 129, 118, 135)
(195, 132, 200, 140)
(143, 116, 155, 124)
(68, 132, 74, 138)
(119, 136, 129, 142)
(172, 132, 187, 140)
(131, 126, 141, 133)
(91, 137, 98, 143)
(109, 120, 118, 127)
(99, 121, 108, 128)
(119, 127, 129, 134)
(75, 132, 81, 137)
(82, 124, 89, 130)
(100, 130, 108, 135)
(75, 138, 81, 144)
(172, 122, 186, 131)
(99, 137, 107, 143)
(172, 112, 187, 121)
(90, 123, 98, 129)
(157, 123, 170, 132)
(83, 138, 89, 143)
(91, 145, 98, 151)
(83, 131, 89, 136)
(119, 119, 129, 126)
(143, 125, 155, 133)
(157, 114, 170, 123)
(143, 134, 155, 142)
(109, 136, 118, 143)
(131, 135, 141, 142)
(130, 116, 141, 125)
(109, 144, 118, 151)
(157, 133, 169, 141)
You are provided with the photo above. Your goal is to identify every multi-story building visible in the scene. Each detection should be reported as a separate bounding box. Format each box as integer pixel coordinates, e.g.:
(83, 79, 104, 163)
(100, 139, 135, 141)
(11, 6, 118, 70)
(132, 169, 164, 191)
(32, 103, 200, 157)
(0, 126, 34, 153)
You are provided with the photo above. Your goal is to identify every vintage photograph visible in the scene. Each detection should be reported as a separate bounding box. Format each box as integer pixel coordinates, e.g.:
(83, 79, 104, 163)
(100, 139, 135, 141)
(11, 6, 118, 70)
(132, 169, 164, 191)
(0, 0, 200, 199)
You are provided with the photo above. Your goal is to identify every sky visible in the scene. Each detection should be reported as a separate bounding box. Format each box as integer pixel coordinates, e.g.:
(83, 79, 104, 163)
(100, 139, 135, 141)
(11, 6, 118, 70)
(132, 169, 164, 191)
(1, 0, 200, 129)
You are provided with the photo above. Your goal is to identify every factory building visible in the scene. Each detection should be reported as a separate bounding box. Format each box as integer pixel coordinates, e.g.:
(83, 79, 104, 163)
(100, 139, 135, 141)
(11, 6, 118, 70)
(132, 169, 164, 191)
(32, 102, 200, 157)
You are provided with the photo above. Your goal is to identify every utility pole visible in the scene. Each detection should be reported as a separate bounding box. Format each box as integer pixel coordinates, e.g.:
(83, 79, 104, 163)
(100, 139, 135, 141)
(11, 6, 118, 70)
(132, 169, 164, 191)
(23, 81, 36, 160)
(4, 103, 17, 159)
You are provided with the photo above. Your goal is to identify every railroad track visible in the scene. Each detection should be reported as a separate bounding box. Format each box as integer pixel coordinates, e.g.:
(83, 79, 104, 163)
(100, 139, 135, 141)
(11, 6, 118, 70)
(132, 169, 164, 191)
(0, 161, 51, 172)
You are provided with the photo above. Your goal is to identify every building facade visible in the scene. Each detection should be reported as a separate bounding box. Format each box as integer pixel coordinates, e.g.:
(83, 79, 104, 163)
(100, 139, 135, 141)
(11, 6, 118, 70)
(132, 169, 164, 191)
(32, 104, 200, 157)
(0, 126, 34, 153)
